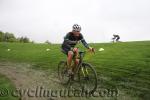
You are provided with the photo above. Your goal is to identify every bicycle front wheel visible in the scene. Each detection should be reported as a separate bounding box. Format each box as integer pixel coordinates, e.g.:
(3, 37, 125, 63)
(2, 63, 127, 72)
(58, 61, 70, 85)
(78, 62, 98, 94)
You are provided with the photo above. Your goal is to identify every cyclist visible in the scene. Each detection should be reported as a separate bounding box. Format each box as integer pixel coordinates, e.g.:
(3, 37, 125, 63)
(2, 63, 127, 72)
(112, 34, 120, 42)
(61, 24, 93, 75)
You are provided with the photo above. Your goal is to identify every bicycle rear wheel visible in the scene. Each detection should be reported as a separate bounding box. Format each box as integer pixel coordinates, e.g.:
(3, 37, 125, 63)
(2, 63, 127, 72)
(78, 62, 98, 94)
(58, 61, 70, 85)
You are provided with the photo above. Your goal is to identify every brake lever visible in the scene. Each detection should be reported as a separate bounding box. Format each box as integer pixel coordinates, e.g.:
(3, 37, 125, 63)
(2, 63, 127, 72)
(92, 48, 95, 54)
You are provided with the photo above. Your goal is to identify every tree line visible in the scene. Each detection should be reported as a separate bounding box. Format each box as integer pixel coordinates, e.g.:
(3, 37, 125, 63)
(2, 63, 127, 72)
(0, 31, 31, 43)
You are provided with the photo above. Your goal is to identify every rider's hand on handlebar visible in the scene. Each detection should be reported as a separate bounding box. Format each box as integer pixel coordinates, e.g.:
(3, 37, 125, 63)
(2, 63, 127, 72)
(88, 47, 95, 53)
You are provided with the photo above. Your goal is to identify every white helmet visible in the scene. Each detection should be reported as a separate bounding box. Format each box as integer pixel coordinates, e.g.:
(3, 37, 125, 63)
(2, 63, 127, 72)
(72, 24, 81, 32)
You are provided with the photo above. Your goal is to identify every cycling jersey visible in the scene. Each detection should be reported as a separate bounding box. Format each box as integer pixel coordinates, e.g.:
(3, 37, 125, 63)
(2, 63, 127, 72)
(113, 35, 120, 39)
(61, 32, 89, 54)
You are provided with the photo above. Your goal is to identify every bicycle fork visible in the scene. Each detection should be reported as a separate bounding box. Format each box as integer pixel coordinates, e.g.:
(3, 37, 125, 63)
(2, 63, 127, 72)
(81, 66, 89, 77)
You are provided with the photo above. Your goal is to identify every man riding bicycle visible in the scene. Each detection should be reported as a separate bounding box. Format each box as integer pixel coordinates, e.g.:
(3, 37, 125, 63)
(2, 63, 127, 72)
(112, 34, 120, 42)
(61, 24, 93, 75)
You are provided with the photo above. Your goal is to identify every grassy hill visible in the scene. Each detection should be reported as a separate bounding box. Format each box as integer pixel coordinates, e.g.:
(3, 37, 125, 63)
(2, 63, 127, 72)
(0, 41, 150, 100)
(0, 74, 19, 100)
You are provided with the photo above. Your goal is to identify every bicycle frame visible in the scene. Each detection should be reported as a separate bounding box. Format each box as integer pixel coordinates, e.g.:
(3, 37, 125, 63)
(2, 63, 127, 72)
(72, 48, 95, 77)
(73, 51, 87, 77)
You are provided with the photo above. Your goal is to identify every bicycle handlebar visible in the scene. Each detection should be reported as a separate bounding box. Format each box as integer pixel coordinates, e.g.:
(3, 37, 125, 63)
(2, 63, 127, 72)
(79, 48, 95, 56)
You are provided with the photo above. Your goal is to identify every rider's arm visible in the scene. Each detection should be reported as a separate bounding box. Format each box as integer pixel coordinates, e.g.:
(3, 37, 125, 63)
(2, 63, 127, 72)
(80, 34, 89, 49)
(81, 39, 89, 49)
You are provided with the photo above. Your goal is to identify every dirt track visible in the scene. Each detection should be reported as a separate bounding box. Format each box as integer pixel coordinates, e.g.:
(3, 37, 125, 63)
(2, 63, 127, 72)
(0, 62, 65, 100)
(0, 62, 133, 100)
(0, 62, 102, 100)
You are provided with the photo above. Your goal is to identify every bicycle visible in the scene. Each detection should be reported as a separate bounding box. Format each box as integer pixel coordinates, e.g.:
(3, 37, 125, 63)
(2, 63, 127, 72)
(58, 48, 98, 93)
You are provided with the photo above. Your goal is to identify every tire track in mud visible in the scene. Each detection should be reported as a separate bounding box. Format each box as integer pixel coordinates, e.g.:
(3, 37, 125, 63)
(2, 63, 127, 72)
(0, 62, 64, 100)
(0, 62, 100, 100)
(0, 61, 134, 100)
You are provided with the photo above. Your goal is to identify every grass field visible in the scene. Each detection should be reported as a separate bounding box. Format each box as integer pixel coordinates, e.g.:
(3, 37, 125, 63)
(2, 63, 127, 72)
(0, 41, 150, 100)
(0, 74, 19, 100)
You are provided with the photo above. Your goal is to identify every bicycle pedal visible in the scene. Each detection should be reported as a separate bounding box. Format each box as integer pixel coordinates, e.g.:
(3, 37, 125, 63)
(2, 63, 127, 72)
(69, 74, 75, 80)
(84, 76, 89, 80)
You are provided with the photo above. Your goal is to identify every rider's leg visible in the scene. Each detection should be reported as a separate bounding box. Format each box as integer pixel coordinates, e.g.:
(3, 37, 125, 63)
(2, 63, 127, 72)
(116, 37, 120, 42)
(73, 59, 79, 73)
(112, 38, 115, 43)
(72, 48, 79, 73)
(67, 51, 73, 69)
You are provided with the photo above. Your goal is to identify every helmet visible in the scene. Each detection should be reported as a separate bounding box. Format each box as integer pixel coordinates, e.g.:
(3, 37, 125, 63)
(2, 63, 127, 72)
(113, 34, 116, 36)
(72, 24, 81, 32)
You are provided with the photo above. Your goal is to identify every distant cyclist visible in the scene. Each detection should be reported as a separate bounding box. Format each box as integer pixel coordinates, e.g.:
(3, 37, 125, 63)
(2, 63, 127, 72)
(61, 24, 93, 75)
(112, 34, 120, 42)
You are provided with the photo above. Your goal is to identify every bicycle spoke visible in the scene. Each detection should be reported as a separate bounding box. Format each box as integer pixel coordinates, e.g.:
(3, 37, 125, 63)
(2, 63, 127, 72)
(58, 61, 70, 85)
(78, 63, 97, 93)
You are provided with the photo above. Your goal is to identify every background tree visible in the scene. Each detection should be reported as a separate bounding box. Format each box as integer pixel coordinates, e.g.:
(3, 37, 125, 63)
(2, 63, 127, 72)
(3, 32, 16, 42)
(23, 37, 30, 43)
(0, 31, 3, 42)
(45, 40, 51, 44)
(0, 31, 31, 43)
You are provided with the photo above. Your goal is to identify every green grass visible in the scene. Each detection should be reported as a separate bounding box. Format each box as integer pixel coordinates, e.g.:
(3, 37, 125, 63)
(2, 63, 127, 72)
(0, 74, 19, 100)
(0, 43, 65, 70)
(0, 41, 150, 100)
